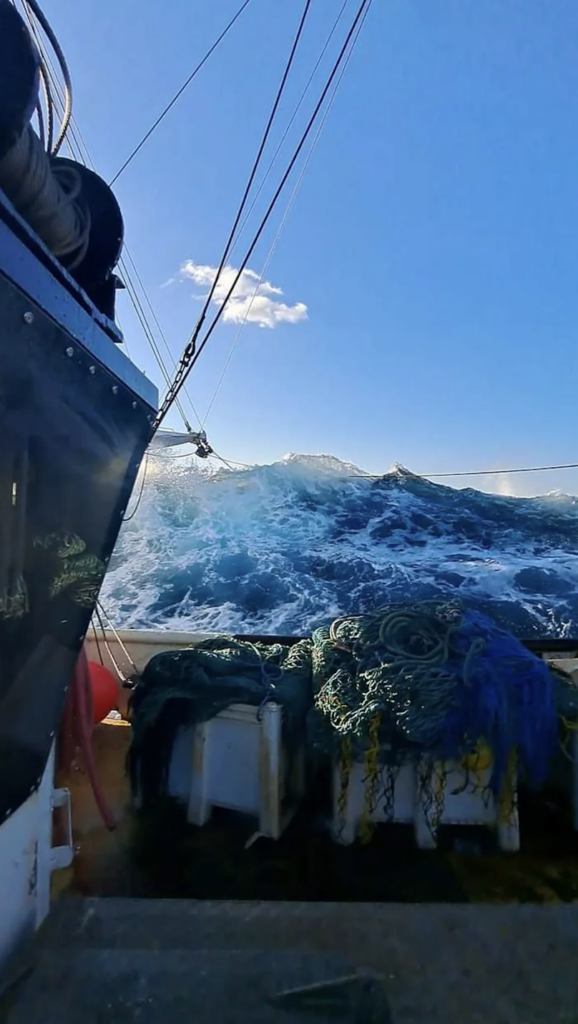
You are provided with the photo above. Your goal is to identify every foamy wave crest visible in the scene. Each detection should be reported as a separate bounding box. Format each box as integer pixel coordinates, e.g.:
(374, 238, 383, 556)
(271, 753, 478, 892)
(101, 453, 578, 636)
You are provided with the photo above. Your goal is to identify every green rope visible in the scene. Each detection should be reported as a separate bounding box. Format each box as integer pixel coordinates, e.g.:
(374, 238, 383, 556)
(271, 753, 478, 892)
(128, 634, 313, 803)
(127, 600, 578, 820)
(311, 601, 467, 758)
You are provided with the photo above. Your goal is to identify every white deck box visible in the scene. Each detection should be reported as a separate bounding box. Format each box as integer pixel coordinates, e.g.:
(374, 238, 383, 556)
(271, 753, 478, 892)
(167, 702, 306, 840)
(331, 754, 520, 851)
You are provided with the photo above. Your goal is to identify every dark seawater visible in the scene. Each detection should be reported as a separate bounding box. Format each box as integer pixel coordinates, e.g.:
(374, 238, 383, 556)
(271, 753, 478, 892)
(102, 454, 578, 637)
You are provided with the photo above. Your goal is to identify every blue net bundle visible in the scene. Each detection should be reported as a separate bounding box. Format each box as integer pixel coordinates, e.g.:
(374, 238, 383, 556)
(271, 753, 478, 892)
(309, 600, 564, 798)
(126, 602, 578, 827)
(128, 635, 313, 805)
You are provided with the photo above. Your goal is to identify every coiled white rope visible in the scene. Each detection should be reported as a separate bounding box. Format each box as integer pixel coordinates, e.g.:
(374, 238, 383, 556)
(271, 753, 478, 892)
(0, 126, 90, 268)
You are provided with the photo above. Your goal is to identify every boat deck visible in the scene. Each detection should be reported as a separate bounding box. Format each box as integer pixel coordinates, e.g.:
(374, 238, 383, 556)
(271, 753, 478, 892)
(76, 773, 578, 904)
(3, 897, 578, 1023)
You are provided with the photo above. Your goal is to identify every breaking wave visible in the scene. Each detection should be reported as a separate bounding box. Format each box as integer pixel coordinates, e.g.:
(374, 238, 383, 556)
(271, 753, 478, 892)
(101, 453, 578, 637)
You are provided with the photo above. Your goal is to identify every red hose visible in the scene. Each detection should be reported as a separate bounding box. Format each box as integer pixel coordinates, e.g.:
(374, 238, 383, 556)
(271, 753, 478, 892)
(71, 648, 116, 831)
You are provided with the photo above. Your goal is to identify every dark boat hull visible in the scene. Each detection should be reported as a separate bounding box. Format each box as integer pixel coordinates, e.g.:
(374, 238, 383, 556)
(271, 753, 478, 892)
(0, 193, 156, 823)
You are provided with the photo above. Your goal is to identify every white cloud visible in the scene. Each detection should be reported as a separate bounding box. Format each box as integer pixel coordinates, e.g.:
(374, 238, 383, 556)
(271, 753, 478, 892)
(179, 260, 308, 330)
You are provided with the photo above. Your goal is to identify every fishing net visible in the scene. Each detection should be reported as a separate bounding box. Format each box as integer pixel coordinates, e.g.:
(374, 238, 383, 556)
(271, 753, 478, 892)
(128, 635, 312, 804)
(309, 600, 568, 801)
(127, 600, 578, 839)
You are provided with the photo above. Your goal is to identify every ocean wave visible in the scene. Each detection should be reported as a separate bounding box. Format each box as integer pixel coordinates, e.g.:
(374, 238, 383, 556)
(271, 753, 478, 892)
(101, 453, 578, 637)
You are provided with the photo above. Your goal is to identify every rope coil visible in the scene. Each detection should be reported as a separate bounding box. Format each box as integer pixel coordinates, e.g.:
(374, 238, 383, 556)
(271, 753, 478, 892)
(310, 601, 567, 802)
(0, 126, 90, 266)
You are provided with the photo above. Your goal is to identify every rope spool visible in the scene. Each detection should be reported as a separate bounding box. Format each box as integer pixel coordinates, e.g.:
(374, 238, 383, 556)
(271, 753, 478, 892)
(0, 125, 90, 265)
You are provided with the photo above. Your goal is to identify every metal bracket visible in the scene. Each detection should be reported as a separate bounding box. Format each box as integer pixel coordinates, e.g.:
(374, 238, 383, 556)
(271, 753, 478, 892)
(49, 788, 73, 871)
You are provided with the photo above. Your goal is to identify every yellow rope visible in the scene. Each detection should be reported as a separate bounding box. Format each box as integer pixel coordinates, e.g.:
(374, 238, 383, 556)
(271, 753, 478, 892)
(460, 740, 493, 797)
(359, 713, 381, 844)
(337, 736, 352, 835)
(461, 741, 492, 775)
(497, 749, 517, 826)
(431, 759, 446, 834)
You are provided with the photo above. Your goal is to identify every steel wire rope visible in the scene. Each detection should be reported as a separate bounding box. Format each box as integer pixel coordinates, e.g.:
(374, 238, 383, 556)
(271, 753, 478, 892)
(120, 270, 194, 431)
(427, 462, 578, 480)
(67, 143, 200, 428)
(346, 461, 578, 480)
(43, 90, 185, 415)
(33, 59, 199, 434)
(16, 0, 55, 151)
(149, 453, 578, 478)
(19, 0, 72, 153)
(109, 0, 256, 186)
(227, 0, 350, 261)
(155, 0, 373, 430)
(32, 56, 51, 149)
(38, 60, 53, 151)
(147, 449, 250, 468)
(163, 0, 315, 409)
(47, 105, 190, 418)
(122, 453, 149, 523)
(202, 2, 368, 426)
(13, 4, 202, 454)
(122, 248, 203, 429)
(19, 20, 82, 164)
(118, 0, 344, 435)
(16, 0, 279, 438)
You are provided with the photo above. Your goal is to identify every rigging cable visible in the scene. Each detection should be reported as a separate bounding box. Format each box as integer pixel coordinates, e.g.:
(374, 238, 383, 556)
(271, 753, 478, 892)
(109, 0, 256, 186)
(70, 144, 202, 427)
(30, 41, 201, 435)
(122, 454, 149, 522)
(427, 461, 578, 480)
(91, 619, 105, 666)
(147, 449, 250, 468)
(16, 2, 77, 164)
(211, 451, 236, 471)
(155, 0, 373, 430)
(170, 0, 315, 393)
(37, 59, 53, 151)
(14, 1, 202, 444)
(202, 0, 369, 426)
(93, 604, 130, 687)
(120, 268, 196, 431)
(347, 461, 578, 480)
(18, 0, 73, 154)
(96, 601, 141, 681)
(121, 248, 203, 429)
(17, 0, 304, 439)
(15, 0, 54, 150)
(228, 0, 350, 262)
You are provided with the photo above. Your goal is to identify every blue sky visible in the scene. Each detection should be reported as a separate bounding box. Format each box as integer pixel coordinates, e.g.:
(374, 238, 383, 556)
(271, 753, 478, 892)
(46, 0, 578, 494)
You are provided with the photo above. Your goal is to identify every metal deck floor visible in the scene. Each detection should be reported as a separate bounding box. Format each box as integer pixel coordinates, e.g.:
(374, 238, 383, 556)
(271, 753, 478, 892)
(3, 898, 578, 1023)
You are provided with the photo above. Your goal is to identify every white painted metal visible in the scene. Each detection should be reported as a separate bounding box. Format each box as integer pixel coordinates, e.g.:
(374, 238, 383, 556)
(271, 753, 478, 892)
(84, 627, 216, 679)
(331, 756, 520, 851)
(85, 629, 577, 847)
(87, 632, 578, 694)
(542, 653, 578, 833)
(49, 788, 74, 871)
(0, 742, 75, 968)
(166, 702, 306, 840)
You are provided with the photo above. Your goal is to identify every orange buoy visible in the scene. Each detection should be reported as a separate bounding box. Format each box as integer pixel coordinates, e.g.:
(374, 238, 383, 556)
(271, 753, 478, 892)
(87, 661, 118, 724)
